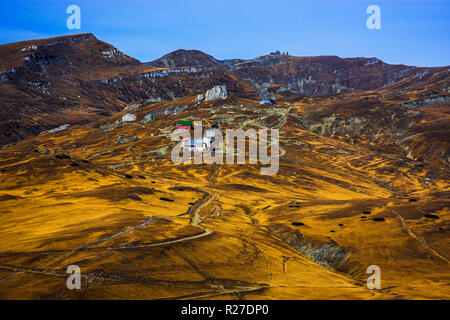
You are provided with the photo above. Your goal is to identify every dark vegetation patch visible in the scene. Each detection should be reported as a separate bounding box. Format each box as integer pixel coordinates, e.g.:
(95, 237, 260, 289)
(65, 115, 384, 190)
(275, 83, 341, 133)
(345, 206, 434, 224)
(124, 174, 133, 179)
(219, 184, 267, 193)
(138, 175, 146, 179)
(82, 159, 89, 163)
(128, 194, 142, 201)
(330, 230, 335, 232)
(70, 162, 79, 167)
(55, 185, 155, 201)
(55, 154, 70, 159)
(262, 205, 271, 210)
(289, 205, 301, 208)
(338, 224, 344, 227)
(0, 194, 19, 201)
(159, 197, 174, 202)
(291, 222, 304, 226)
(170, 187, 187, 191)
(424, 214, 439, 219)
(362, 211, 371, 215)
(361, 216, 366, 219)
(409, 198, 418, 202)
(372, 217, 385, 222)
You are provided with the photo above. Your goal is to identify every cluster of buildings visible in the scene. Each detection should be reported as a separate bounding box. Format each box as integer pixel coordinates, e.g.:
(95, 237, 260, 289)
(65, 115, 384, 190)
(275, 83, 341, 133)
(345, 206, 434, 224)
(177, 120, 219, 152)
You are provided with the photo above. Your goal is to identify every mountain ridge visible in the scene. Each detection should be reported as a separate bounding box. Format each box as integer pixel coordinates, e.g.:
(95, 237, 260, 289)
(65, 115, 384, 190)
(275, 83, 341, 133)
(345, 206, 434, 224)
(0, 33, 448, 146)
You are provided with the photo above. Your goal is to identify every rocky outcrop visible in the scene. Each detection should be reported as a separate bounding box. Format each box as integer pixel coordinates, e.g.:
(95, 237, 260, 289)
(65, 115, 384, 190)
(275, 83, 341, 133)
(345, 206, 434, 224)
(402, 96, 450, 108)
(115, 135, 139, 144)
(267, 224, 348, 270)
(205, 85, 229, 101)
(43, 124, 70, 133)
(141, 104, 188, 123)
(195, 94, 205, 101)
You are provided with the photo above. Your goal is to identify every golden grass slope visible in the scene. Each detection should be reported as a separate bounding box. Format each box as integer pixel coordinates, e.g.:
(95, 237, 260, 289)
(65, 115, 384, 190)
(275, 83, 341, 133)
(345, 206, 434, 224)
(0, 96, 448, 299)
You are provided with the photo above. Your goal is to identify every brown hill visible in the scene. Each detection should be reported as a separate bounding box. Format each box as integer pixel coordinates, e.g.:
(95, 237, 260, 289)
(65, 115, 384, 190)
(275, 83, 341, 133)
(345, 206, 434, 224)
(0, 33, 448, 148)
(146, 49, 223, 69)
(0, 34, 257, 145)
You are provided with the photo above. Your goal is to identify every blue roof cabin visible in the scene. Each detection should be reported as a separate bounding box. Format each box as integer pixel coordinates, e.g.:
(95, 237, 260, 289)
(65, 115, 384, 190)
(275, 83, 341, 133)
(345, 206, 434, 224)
(259, 99, 276, 105)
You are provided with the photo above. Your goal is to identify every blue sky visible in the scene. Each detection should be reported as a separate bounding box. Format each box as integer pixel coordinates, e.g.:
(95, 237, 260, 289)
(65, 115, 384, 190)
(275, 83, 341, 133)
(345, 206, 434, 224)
(1, 0, 449, 66)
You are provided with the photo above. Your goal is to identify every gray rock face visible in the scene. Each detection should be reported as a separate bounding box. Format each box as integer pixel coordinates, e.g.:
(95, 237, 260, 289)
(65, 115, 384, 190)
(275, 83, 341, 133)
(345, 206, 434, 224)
(141, 104, 188, 124)
(267, 224, 347, 270)
(205, 85, 228, 101)
(402, 95, 450, 108)
(45, 124, 70, 133)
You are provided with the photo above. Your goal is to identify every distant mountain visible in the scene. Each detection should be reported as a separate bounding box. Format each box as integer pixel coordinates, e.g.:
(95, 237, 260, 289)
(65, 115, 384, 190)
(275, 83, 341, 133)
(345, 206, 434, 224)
(0, 33, 448, 145)
(146, 49, 223, 69)
(147, 49, 447, 98)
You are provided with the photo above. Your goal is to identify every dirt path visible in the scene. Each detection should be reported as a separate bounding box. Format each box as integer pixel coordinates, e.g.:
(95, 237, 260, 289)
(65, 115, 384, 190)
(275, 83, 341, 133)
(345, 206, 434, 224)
(390, 208, 449, 263)
(0, 184, 215, 285)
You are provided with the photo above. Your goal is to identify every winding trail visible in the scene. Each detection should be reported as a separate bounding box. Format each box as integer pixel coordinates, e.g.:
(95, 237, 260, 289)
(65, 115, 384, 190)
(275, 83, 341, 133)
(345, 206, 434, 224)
(390, 208, 449, 264)
(0, 184, 215, 285)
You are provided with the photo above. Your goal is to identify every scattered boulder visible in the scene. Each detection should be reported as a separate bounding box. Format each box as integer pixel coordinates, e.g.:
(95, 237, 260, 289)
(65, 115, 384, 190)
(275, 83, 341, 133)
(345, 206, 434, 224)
(362, 211, 371, 215)
(138, 175, 146, 179)
(124, 174, 133, 179)
(101, 120, 121, 133)
(141, 113, 154, 123)
(145, 97, 162, 104)
(330, 230, 335, 233)
(409, 198, 418, 202)
(159, 197, 174, 202)
(424, 214, 439, 219)
(338, 224, 344, 227)
(124, 103, 142, 111)
(292, 222, 304, 226)
(195, 94, 205, 101)
(205, 85, 229, 101)
(122, 113, 137, 122)
(372, 217, 385, 222)
(116, 135, 139, 144)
